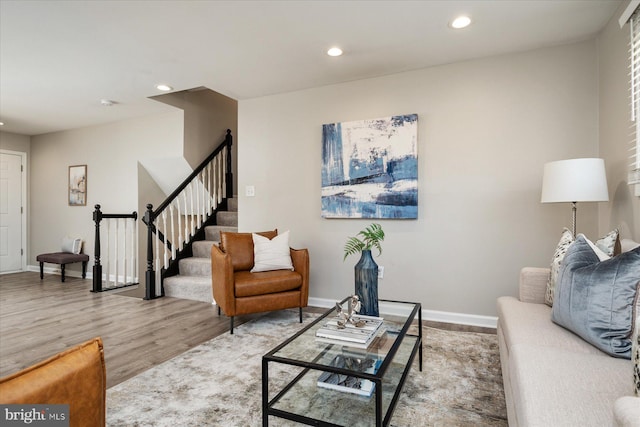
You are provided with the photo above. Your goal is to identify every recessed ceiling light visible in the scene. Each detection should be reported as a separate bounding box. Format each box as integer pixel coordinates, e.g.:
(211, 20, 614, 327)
(100, 99, 115, 107)
(156, 84, 173, 91)
(0, 122, 4, 126)
(327, 47, 343, 57)
(450, 15, 472, 29)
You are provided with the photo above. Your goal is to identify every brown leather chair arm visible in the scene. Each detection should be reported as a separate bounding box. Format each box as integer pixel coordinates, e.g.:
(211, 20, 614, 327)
(0, 337, 106, 427)
(290, 248, 309, 307)
(211, 244, 236, 316)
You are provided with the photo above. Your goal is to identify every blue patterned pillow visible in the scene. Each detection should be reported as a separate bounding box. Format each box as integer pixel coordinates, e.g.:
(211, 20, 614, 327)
(551, 235, 640, 358)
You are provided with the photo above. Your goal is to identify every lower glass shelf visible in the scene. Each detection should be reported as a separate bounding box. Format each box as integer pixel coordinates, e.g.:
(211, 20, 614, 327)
(268, 335, 418, 426)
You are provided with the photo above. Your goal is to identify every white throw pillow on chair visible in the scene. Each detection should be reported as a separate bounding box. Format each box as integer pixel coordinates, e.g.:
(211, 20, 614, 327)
(251, 230, 294, 272)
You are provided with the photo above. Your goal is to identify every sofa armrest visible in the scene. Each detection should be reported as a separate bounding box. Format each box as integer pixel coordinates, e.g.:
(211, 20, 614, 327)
(211, 244, 236, 316)
(0, 337, 106, 427)
(614, 396, 640, 427)
(519, 267, 549, 304)
(290, 248, 310, 306)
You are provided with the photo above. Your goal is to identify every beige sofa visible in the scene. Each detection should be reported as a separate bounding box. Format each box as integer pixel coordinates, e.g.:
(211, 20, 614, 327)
(497, 267, 640, 427)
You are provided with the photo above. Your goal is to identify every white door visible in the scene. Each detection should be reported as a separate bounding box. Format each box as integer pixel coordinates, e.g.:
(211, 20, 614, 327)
(0, 153, 23, 273)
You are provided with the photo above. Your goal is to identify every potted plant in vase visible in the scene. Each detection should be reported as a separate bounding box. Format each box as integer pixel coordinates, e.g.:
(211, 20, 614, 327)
(344, 223, 385, 317)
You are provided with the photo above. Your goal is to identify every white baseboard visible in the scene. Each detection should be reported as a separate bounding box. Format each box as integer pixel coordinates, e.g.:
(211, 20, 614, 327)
(308, 297, 497, 329)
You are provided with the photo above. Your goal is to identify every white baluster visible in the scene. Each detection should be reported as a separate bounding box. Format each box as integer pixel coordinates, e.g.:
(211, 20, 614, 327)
(189, 182, 194, 239)
(217, 154, 223, 204)
(169, 203, 176, 260)
(154, 227, 160, 278)
(132, 216, 137, 283)
(177, 199, 183, 252)
(205, 162, 211, 213)
(123, 219, 128, 285)
(106, 220, 111, 287)
(222, 149, 227, 198)
(201, 170, 206, 222)
(182, 192, 188, 247)
(115, 218, 120, 286)
(162, 210, 168, 269)
(196, 172, 202, 228)
(211, 156, 218, 209)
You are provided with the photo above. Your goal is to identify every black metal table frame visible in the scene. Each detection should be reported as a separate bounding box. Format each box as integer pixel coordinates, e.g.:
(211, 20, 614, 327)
(262, 298, 422, 427)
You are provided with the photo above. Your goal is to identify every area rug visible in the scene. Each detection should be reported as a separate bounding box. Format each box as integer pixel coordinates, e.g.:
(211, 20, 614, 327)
(107, 310, 506, 426)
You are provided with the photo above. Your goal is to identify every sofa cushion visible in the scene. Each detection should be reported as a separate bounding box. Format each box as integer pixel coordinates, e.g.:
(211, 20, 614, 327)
(614, 396, 640, 427)
(497, 296, 604, 356)
(220, 230, 277, 271)
(234, 270, 302, 297)
(251, 230, 294, 272)
(509, 343, 631, 427)
(551, 235, 640, 358)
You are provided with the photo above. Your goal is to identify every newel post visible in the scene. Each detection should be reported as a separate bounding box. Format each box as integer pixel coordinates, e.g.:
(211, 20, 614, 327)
(92, 204, 103, 293)
(225, 129, 233, 198)
(144, 204, 156, 300)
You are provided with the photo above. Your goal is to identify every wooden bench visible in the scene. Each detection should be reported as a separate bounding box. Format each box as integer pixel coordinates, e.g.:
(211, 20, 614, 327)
(36, 252, 90, 282)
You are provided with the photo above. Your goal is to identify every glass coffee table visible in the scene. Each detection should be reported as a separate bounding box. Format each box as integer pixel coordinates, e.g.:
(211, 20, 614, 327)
(262, 298, 422, 426)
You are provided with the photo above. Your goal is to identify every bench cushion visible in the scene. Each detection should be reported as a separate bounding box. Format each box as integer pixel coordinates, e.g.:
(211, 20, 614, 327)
(37, 252, 89, 264)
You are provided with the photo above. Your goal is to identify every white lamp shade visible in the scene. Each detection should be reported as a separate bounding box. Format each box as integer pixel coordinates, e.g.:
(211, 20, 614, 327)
(541, 158, 609, 203)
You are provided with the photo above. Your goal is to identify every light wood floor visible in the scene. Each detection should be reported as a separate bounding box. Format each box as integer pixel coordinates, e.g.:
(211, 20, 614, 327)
(0, 272, 270, 388)
(0, 272, 494, 390)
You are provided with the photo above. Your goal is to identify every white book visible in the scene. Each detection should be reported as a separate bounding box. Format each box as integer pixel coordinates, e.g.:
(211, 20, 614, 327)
(315, 315, 383, 344)
(317, 356, 383, 397)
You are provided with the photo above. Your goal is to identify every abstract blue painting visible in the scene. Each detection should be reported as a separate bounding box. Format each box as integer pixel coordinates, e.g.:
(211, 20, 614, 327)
(322, 114, 418, 218)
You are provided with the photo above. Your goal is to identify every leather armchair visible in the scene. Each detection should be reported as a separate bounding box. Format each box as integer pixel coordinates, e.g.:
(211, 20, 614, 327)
(0, 337, 106, 427)
(211, 230, 309, 333)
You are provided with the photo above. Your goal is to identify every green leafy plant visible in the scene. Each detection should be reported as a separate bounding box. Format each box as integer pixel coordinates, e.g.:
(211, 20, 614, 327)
(343, 223, 385, 261)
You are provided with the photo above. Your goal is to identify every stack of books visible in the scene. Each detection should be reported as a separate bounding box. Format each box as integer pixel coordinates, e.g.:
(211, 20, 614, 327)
(315, 314, 384, 349)
(317, 354, 383, 397)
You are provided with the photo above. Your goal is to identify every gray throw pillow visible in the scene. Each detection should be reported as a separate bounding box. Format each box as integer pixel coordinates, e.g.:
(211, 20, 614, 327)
(551, 235, 640, 359)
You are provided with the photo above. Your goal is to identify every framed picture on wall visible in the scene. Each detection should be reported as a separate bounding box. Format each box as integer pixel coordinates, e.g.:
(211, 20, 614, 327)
(69, 164, 87, 206)
(321, 114, 418, 219)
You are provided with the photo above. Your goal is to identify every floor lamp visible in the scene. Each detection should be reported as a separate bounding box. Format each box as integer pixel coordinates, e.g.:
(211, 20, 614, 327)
(541, 158, 609, 237)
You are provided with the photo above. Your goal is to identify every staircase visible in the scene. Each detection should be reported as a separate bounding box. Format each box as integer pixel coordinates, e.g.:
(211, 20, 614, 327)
(163, 198, 237, 303)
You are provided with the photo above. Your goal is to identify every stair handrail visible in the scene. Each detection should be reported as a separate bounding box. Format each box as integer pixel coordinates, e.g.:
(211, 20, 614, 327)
(150, 129, 233, 220)
(143, 129, 233, 299)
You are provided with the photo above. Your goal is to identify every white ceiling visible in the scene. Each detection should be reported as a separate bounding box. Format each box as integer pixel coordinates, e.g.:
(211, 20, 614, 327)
(0, 0, 623, 136)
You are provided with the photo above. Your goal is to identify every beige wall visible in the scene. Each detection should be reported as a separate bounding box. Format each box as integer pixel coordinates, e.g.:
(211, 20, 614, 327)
(152, 89, 238, 195)
(29, 111, 184, 275)
(598, 2, 640, 242)
(0, 131, 31, 153)
(238, 40, 600, 320)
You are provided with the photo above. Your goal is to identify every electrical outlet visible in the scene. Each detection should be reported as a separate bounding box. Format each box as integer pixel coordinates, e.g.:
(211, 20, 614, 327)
(378, 266, 384, 279)
(245, 185, 255, 197)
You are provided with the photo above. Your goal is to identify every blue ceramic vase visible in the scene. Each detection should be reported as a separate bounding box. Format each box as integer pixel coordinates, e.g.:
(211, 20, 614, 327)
(354, 249, 379, 317)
